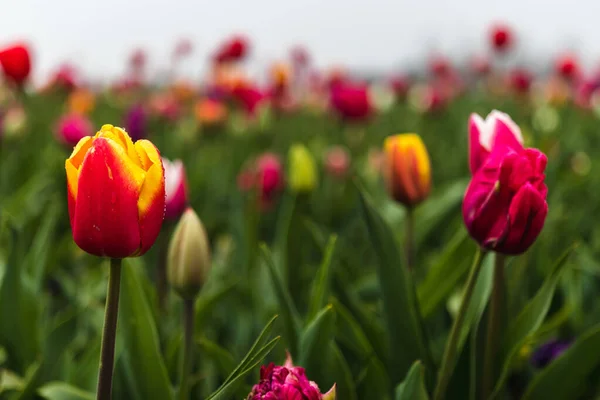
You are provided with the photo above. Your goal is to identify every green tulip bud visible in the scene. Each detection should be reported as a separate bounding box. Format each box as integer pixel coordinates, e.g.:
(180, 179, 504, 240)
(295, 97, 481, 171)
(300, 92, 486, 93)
(167, 208, 211, 299)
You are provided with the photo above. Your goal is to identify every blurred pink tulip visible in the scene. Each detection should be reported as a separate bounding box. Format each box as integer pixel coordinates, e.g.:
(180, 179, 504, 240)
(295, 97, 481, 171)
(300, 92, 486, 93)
(55, 113, 93, 147)
(163, 158, 189, 221)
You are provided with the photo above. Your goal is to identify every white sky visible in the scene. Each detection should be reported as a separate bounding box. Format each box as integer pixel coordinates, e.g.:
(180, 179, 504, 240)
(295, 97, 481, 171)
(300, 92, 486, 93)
(1, 0, 600, 83)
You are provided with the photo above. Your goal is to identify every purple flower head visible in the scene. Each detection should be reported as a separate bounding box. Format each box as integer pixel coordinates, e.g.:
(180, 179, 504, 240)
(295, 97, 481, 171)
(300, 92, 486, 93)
(247, 353, 336, 400)
(530, 339, 571, 368)
(124, 104, 147, 141)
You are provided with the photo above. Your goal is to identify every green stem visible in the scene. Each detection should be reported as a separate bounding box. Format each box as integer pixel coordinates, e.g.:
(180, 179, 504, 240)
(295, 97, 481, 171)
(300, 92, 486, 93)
(405, 207, 415, 271)
(157, 223, 171, 313)
(96, 258, 123, 400)
(482, 253, 505, 398)
(433, 248, 486, 400)
(179, 298, 195, 400)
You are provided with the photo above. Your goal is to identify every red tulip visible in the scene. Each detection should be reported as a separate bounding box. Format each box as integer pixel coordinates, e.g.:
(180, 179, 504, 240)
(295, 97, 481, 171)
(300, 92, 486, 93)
(509, 68, 532, 94)
(163, 158, 188, 221)
(0, 43, 31, 86)
(56, 113, 94, 147)
(463, 143, 548, 255)
(389, 75, 410, 99)
(214, 35, 249, 64)
(490, 23, 513, 53)
(555, 53, 580, 81)
(231, 83, 268, 115)
(429, 55, 452, 78)
(330, 82, 372, 121)
(238, 153, 284, 210)
(469, 110, 524, 174)
(66, 125, 165, 258)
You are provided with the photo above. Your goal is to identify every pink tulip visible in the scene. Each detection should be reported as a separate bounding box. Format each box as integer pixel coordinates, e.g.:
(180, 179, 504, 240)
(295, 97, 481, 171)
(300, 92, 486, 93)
(247, 353, 336, 400)
(330, 82, 372, 121)
(163, 158, 188, 221)
(324, 146, 351, 179)
(463, 144, 548, 255)
(469, 110, 524, 175)
(238, 153, 284, 210)
(55, 113, 93, 147)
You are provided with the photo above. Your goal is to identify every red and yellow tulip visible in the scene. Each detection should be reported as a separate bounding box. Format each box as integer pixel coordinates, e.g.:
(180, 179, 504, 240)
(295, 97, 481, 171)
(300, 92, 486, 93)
(383, 133, 431, 207)
(65, 124, 165, 258)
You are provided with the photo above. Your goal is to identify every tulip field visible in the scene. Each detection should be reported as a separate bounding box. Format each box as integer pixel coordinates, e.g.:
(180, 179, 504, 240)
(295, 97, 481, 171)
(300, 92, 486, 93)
(2, 27, 600, 400)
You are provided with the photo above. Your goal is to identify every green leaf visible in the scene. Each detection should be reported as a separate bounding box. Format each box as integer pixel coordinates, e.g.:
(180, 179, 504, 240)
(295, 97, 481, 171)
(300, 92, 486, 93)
(329, 343, 357, 400)
(307, 235, 338, 321)
(522, 324, 600, 400)
(299, 305, 336, 383)
(117, 264, 174, 400)
(503, 246, 575, 356)
(216, 315, 278, 390)
(417, 228, 472, 318)
(198, 338, 236, 377)
(0, 226, 41, 373)
(395, 361, 429, 400)
(37, 382, 94, 400)
(331, 298, 389, 397)
(206, 336, 280, 400)
(414, 179, 468, 247)
(457, 253, 495, 352)
(195, 280, 237, 328)
(490, 246, 575, 398)
(260, 245, 301, 354)
(357, 186, 432, 381)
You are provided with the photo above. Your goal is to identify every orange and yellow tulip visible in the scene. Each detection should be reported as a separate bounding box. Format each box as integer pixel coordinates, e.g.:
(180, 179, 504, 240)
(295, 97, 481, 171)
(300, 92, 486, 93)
(66, 124, 165, 258)
(383, 133, 431, 207)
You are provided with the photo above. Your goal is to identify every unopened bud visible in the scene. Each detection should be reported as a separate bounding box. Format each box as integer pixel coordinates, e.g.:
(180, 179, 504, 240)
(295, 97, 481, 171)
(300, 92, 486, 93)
(167, 208, 211, 299)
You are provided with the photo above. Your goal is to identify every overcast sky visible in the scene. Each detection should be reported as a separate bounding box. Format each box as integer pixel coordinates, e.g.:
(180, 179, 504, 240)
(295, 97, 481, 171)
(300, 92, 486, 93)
(1, 0, 599, 83)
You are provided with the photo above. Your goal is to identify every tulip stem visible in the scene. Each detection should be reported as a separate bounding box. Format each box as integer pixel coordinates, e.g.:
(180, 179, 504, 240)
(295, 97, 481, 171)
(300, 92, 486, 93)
(482, 253, 505, 398)
(179, 298, 195, 400)
(405, 207, 415, 271)
(433, 248, 486, 400)
(96, 258, 122, 400)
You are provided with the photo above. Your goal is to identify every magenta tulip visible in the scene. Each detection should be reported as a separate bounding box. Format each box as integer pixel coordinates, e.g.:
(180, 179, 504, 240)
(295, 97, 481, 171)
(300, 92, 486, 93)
(463, 141, 548, 255)
(56, 113, 94, 147)
(163, 158, 188, 221)
(469, 110, 524, 175)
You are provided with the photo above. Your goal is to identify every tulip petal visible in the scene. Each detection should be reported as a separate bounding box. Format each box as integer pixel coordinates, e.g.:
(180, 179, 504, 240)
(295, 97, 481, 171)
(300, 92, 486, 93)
(134, 140, 165, 255)
(469, 113, 490, 174)
(97, 124, 142, 168)
(72, 137, 145, 257)
(501, 183, 548, 254)
(492, 112, 524, 152)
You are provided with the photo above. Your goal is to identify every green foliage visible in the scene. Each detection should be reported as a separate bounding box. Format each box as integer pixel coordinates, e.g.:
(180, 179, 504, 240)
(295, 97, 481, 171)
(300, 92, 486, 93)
(0, 93, 598, 399)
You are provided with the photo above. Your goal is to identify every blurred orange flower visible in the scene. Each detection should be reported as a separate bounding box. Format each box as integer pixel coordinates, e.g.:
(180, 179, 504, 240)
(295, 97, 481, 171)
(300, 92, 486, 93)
(68, 88, 95, 115)
(195, 98, 228, 126)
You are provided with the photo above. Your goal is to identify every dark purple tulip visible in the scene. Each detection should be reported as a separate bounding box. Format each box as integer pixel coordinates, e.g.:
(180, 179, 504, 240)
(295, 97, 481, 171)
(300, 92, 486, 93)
(530, 339, 571, 368)
(124, 104, 147, 141)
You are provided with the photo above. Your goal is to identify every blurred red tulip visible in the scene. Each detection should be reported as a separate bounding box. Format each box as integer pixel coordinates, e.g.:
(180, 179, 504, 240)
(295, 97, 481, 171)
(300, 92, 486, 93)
(231, 83, 268, 116)
(555, 53, 580, 81)
(389, 75, 410, 99)
(55, 113, 93, 147)
(214, 35, 249, 64)
(129, 48, 146, 71)
(471, 55, 491, 76)
(237, 153, 284, 210)
(290, 46, 310, 67)
(490, 23, 513, 53)
(509, 68, 532, 94)
(174, 39, 193, 59)
(0, 43, 32, 86)
(330, 82, 372, 121)
(51, 63, 78, 91)
(429, 55, 452, 78)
